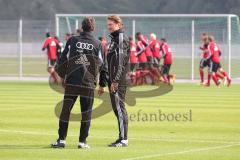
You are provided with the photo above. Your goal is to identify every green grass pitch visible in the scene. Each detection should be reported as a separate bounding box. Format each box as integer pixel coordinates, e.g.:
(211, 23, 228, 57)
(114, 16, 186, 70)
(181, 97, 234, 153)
(1, 57, 240, 79)
(0, 82, 239, 160)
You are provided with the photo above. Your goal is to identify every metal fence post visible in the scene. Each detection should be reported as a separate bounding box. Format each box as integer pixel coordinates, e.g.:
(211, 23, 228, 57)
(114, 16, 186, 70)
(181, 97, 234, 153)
(19, 18, 23, 79)
(191, 20, 195, 81)
(228, 16, 232, 78)
(132, 19, 136, 42)
(56, 16, 59, 37)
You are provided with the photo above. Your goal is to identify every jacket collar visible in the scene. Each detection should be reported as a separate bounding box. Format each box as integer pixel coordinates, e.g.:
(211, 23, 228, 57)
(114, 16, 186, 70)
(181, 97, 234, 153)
(80, 31, 94, 37)
(109, 29, 124, 39)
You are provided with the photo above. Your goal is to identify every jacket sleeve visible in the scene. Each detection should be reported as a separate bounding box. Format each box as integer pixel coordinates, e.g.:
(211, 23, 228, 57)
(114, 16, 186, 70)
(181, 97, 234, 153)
(55, 38, 71, 78)
(98, 44, 109, 87)
(112, 33, 129, 83)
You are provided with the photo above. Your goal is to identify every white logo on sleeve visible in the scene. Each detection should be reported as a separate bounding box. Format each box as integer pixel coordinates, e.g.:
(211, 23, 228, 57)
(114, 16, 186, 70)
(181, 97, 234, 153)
(75, 54, 90, 65)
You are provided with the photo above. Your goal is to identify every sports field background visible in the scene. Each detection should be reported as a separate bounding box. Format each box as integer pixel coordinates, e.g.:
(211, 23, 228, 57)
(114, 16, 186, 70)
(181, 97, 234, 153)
(0, 57, 240, 79)
(0, 82, 239, 160)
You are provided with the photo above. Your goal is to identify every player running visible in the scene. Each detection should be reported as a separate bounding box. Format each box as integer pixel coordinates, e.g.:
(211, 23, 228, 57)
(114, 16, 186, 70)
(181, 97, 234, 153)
(42, 32, 60, 83)
(159, 38, 173, 84)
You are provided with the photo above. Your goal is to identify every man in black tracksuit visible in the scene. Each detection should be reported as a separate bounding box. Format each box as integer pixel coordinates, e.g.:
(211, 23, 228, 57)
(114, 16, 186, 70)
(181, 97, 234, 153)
(51, 17, 108, 149)
(98, 15, 130, 147)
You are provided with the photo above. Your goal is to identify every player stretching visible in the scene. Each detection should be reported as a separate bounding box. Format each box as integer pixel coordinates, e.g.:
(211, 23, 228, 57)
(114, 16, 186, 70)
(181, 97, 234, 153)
(42, 32, 60, 83)
(159, 38, 172, 84)
(199, 33, 210, 85)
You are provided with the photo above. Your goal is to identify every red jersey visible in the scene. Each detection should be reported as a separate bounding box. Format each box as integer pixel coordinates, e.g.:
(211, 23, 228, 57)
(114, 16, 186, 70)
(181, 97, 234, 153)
(150, 40, 161, 58)
(161, 42, 172, 65)
(42, 37, 58, 60)
(208, 42, 221, 63)
(140, 35, 153, 57)
(136, 41, 147, 63)
(130, 41, 138, 63)
(200, 44, 210, 59)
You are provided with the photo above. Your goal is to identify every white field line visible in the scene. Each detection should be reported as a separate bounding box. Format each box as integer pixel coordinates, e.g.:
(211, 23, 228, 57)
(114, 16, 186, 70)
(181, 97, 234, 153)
(121, 143, 240, 160)
(0, 129, 238, 144)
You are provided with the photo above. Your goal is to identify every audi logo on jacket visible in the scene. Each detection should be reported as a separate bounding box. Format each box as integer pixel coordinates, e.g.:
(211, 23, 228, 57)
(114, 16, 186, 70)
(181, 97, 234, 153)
(56, 31, 108, 89)
(106, 29, 130, 86)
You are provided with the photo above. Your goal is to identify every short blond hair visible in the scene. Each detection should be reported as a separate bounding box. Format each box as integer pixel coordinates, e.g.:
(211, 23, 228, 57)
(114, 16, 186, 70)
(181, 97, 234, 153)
(150, 33, 157, 40)
(107, 15, 124, 28)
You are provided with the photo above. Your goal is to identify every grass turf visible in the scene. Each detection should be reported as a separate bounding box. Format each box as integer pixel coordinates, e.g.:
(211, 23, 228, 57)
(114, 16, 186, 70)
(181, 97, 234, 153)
(0, 57, 240, 78)
(0, 82, 239, 160)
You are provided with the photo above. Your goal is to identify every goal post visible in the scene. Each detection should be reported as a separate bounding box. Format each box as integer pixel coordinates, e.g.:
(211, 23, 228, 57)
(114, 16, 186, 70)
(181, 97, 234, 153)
(55, 14, 240, 80)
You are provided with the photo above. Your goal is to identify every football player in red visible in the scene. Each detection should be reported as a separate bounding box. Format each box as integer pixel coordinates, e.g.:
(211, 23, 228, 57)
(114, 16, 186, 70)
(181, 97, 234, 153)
(42, 32, 60, 83)
(136, 33, 148, 70)
(150, 33, 161, 66)
(136, 32, 159, 84)
(135, 34, 148, 85)
(205, 37, 220, 86)
(159, 38, 172, 84)
(199, 33, 211, 85)
(204, 36, 222, 86)
(209, 36, 231, 86)
(129, 36, 138, 85)
(129, 36, 138, 72)
(148, 33, 161, 81)
(136, 32, 153, 65)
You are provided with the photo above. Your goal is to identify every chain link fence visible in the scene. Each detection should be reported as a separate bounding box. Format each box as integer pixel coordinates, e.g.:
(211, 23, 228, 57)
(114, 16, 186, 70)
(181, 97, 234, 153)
(0, 15, 240, 80)
(0, 20, 54, 77)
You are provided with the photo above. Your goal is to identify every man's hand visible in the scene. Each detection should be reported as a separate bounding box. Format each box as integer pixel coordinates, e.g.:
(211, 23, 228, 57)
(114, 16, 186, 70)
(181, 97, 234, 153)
(60, 78, 66, 88)
(98, 87, 105, 96)
(110, 82, 119, 93)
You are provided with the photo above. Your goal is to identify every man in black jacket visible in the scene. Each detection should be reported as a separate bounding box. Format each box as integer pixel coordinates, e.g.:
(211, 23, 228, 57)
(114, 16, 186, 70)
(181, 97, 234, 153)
(98, 15, 130, 147)
(51, 17, 108, 149)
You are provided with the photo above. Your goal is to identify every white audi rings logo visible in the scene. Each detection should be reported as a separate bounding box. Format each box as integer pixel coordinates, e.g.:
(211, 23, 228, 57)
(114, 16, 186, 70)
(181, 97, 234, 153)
(76, 42, 94, 50)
